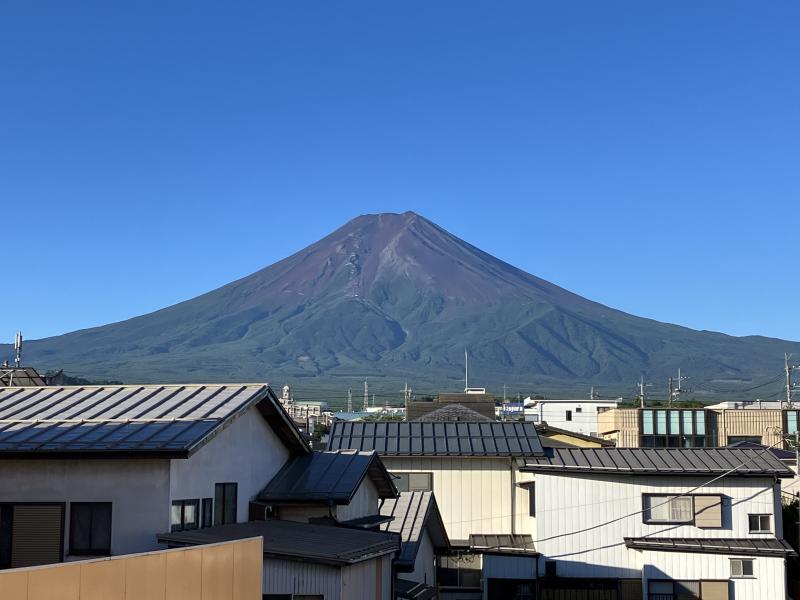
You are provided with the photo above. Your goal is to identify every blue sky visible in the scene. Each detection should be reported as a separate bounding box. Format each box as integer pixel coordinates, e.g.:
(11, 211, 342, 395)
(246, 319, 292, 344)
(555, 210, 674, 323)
(1, 1, 798, 342)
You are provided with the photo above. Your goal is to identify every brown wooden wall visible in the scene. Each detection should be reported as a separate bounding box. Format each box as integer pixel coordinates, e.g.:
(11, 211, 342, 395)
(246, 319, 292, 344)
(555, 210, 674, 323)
(0, 537, 262, 600)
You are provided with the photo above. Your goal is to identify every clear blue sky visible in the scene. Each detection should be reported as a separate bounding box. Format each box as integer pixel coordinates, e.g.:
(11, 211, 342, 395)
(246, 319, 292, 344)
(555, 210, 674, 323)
(1, 1, 798, 342)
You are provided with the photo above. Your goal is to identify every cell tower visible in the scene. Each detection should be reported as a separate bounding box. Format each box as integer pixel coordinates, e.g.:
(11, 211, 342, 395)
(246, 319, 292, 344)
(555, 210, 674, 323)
(14, 331, 22, 368)
(363, 379, 369, 411)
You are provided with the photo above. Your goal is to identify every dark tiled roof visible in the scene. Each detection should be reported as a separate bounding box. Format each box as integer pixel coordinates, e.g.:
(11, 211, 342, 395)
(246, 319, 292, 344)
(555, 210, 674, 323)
(414, 404, 493, 422)
(726, 441, 796, 461)
(257, 450, 397, 504)
(469, 533, 537, 556)
(523, 447, 794, 478)
(328, 421, 543, 457)
(396, 579, 437, 600)
(0, 367, 45, 387)
(157, 519, 399, 566)
(624, 537, 797, 557)
(0, 384, 308, 458)
(380, 492, 449, 569)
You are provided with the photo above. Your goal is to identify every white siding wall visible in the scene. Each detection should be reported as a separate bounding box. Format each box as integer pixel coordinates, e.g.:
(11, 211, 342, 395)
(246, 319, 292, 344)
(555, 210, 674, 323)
(535, 472, 782, 581)
(263, 557, 341, 599)
(169, 407, 290, 522)
(338, 478, 379, 522)
(0, 458, 170, 558)
(383, 457, 521, 541)
(535, 401, 617, 435)
(341, 554, 392, 600)
(642, 552, 786, 600)
(399, 529, 436, 585)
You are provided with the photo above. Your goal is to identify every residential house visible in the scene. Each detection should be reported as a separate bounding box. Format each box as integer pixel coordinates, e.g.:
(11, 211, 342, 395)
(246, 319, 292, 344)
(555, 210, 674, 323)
(523, 398, 619, 437)
(0, 383, 307, 567)
(406, 391, 496, 421)
(380, 491, 450, 599)
(328, 420, 543, 599)
(523, 447, 796, 599)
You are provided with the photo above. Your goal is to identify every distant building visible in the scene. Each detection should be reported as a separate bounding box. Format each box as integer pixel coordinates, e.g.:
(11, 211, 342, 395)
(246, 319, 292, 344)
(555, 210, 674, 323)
(407, 390, 496, 421)
(522, 397, 619, 437)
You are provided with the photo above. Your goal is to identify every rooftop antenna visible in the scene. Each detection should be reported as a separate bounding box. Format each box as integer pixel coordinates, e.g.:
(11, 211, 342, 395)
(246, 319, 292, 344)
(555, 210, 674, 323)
(363, 379, 369, 412)
(347, 388, 353, 413)
(14, 331, 22, 368)
(464, 348, 469, 392)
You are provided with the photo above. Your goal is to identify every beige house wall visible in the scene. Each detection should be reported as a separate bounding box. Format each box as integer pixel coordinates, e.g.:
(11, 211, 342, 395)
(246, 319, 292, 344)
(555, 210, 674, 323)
(714, 409, 784, 446)
(0, 537, 262, 600)
(597, 408, 639, 447)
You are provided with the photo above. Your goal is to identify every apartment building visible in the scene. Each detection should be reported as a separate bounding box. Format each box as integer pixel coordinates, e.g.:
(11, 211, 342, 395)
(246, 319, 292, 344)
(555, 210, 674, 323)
(522, 398, 619, 437)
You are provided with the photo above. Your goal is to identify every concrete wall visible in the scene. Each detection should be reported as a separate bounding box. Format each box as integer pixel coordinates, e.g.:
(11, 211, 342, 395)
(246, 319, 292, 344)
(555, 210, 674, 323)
(535, 472, 782, 581)
(641, 551, 786, 600)
(170, 407, 290, 523)
(383, 457, 531, 541)
(0, 459, 170, 558)
(0, 537, 262, 600)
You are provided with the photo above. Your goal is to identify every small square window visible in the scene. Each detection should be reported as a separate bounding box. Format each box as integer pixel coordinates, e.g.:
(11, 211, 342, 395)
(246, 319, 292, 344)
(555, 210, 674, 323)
(391, 472, 432, 492)
(69, 502, 112, 556)
(730, 558, 754, 578)
(171, 499, 200, 532)
(748, 514, 771, 533)
(575, 407, 582, 413)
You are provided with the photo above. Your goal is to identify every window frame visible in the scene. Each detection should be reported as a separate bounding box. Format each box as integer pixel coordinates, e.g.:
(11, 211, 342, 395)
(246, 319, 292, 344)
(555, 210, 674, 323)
(748, 513, 771, 533)
(391, 471, 433, 492)
(69, 502, 112, 556)
(214, 483, 238, 526)
(170, 499, 200, 532)
(201, 498, 213, 528)
(528, 483, 535, 517)
(730, 558, 755, 578)
(565, 410, 572, 422)
(642, 494, 694, 525)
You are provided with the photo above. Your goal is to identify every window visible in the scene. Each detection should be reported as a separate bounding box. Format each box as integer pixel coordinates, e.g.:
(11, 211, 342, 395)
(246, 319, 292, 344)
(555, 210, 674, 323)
(575, 407, 582, 413)
(201, 498, 213, 528)
(528, 483, 535, 517)
(214, 483, 237, 526)
(730, 558, 754, 578)
(748, 514, 771, 533)
(643, 495, 693, 524)
(171, 499, 200, 532)
(392, 472, 433, 492)
(565, 410, 572, 421)
(728, 435, 762, 445)
(69, 502, 111, 556)
(640, 409, 712, 448)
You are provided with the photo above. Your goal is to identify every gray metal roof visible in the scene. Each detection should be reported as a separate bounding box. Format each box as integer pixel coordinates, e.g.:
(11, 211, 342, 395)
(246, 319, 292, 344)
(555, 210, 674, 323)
(396, 579, 437, 600)
(380, 492, 449, 569)
(523, 447, 794, 478)
(328, 421, 544, 457)
(157, 519, 399, 566)
(413, 404, 493, 422)
(257, 450, 397, 504)
(624, 537, 797, 557)
(0, 384, 308, 458)
(0, 367, 45, 387)
(468, 533, 537, 556)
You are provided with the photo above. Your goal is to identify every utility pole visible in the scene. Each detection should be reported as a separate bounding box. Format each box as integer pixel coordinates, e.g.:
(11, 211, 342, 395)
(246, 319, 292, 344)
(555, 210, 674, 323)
(464, 348, 469, 392)
(347, 388, 352, 413)
(639, 377, 646, 408)
(785, 354, 800, 408)
(668, 377, 674, 407)
(363, 380, 369, 412)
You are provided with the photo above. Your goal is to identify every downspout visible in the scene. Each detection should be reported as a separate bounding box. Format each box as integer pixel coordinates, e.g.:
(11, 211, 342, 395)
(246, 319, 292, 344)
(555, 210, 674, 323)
(510, 458, 516, 535)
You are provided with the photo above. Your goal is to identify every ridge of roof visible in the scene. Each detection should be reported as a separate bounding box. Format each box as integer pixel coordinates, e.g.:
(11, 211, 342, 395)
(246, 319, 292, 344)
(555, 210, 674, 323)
(523, 447, 794, 478)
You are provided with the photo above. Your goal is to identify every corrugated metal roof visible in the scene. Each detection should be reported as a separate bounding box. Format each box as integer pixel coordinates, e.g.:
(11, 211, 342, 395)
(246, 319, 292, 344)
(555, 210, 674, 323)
(0, 384, 308, 458)
(395, 579, 437, 600)
(0, 367, 45, 387)
(157, 519, 399, 566)
(327, 421, 544, 457)
(523, 447, 794, 477)
(624, 537, 797, 557)
(469, 533, 537, 556)
(257, 450, 397, 504)
(413, 404, 493, 422)
(379, 491, 449, 569)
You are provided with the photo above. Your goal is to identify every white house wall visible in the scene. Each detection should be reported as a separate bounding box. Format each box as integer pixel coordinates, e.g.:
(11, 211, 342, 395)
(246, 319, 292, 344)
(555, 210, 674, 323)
(341, 554, 392, 600)
(535, 401, 617, 436)
(399, 528, 436, 586)
(641, 551, 786, 600)
(169, 407, 290, 521)
(383, 457, 532, 541)
(535, 473, 782, 580)
(337, 477, 379, 522)
(263, 557, 341, 599)
(0, 458, 170, 558)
